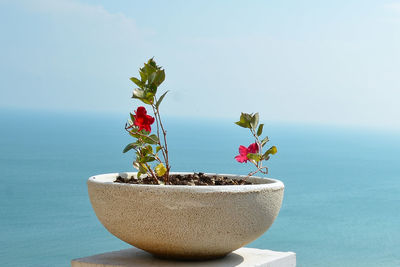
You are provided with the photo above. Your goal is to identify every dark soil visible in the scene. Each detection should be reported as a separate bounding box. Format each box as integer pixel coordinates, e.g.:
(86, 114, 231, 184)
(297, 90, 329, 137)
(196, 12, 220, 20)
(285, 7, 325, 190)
(114, 172, 254, 186)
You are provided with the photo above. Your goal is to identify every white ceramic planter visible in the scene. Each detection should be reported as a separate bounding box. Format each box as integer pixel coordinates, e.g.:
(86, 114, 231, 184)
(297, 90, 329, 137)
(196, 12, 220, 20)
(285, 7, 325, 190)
(87, 172, 284, 260)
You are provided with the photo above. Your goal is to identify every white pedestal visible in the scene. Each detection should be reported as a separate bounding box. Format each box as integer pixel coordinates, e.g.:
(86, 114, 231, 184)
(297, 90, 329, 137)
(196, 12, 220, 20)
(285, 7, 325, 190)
(71, 247, 296, 267)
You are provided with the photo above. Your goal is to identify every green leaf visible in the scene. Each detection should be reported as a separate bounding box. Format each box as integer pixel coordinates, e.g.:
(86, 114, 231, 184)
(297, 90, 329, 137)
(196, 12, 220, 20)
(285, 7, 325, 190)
(235, 113, 252, 128)
(235, 121, 249, 128)
(155, 163, 167, 177)
(130, 77, 144, 87)
(133, 90, 154, 104)
(132, 88, 146, 99)
(128, 132, 142, 140)
(153, 70, 165, 86)
(145, 91, 155, 103)
(144, 62, 157, 75)
(139, 70, 147, 82)
(250, 113, 259, 130)
(128, 131, 138, 138)
(247, 153, 261, 162)
(156, 146, 162, 153)
(269, 146, 277, 155)
(146, 156, 156, 162)
(148, 72, 157, 85)
(137, 163, 147, 178)
(143, 134, 159, 144)
(130, 113, 135, 123)
(242, 113, 253, 122)
(141, 98, 153, 105)
(141, 145, 153, 155)
(148, 83, 157, 93)
(155, 91, 168, 109)
(138, 163, 147, 174)
(128, 128, 148, 139)
(140, 156, 156, 163)
(147, 58, 158, 69)
(261, 136, 269, 147)
(257, 124, 264, 136)
(123, 143, 138, 153)
(150, 134, 159, 143)
(262, 146, 277, 159)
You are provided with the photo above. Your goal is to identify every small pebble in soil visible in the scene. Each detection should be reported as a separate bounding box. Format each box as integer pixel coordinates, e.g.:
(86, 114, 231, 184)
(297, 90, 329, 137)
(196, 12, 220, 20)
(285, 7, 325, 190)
(114, 172, 254, 186)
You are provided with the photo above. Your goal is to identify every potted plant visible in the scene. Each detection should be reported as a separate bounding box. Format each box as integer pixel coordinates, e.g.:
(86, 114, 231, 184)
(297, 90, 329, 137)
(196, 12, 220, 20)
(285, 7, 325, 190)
(87, 58, 284, 260)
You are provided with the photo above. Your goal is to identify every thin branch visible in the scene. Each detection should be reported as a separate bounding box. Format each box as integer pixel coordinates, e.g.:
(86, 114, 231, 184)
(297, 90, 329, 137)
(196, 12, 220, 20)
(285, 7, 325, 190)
(249, 128, 263, 169)
(157, 110, 168, 162)
(151, 104, 167, 161)
(144, 162, 159, 183)
(246, 127, 270, 178)
(125, 126, 159, 144)
(154, 154, 163, 164)
(151, 100, 161, 145)
(155, 106, 170, 183)
(248, 166, 268, 177)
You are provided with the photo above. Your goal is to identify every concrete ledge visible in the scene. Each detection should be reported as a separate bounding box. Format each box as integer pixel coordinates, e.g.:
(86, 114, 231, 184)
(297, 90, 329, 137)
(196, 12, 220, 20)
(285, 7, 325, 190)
(71, 247, 296, 267)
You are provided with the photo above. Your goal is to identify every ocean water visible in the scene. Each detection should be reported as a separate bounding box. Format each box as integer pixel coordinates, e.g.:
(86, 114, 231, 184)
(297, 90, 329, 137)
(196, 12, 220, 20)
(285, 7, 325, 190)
(0, 109, 399, 266)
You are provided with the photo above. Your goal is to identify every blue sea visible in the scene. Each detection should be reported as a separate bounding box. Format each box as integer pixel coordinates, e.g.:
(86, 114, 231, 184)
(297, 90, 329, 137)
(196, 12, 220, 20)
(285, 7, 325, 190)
(0, 109, 399, 266)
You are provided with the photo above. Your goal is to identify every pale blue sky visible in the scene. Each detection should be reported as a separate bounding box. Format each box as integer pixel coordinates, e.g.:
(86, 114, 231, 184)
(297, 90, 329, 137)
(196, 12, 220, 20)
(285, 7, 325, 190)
(1, 0, 400, 129)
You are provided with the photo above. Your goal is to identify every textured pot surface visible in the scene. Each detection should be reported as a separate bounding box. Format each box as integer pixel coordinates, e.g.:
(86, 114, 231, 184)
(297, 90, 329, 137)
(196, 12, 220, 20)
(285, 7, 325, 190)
(87, 172, 284, 260)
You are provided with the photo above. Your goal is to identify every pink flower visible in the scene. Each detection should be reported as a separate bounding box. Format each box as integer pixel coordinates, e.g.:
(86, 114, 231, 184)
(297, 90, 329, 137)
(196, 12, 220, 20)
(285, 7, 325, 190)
(133, 106, 155, 132)
(235, 143, 259, 163)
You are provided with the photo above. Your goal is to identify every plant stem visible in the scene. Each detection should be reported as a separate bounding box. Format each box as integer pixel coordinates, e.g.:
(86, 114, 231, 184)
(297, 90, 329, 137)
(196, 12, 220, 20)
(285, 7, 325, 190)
(152, 103, 170, 184)
(144, 162, 159, 183)
(125, 125, 162, 180)
(248, 167, 268, 177)
(247, 128, 268, 177)
(151, 101, 161, 142)
(159, 112, 170, 183)
(250, 128, 262, 168)
(124, 125, 159, 144)
(151, 103, 167, 161)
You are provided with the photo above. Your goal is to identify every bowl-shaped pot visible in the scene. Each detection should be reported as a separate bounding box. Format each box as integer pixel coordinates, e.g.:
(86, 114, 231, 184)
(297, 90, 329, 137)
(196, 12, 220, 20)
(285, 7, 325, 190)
(87, 172, 284, 260)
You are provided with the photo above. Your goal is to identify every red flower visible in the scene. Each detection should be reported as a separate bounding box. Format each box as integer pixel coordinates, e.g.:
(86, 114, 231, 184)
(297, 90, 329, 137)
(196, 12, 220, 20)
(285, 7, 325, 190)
(133, 106, 155, 132)
(235, 143, 259, 163)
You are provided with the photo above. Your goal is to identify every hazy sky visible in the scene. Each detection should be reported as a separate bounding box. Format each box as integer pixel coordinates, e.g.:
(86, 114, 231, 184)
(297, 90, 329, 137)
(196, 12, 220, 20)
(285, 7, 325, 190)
(1, 0, 400, 129)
